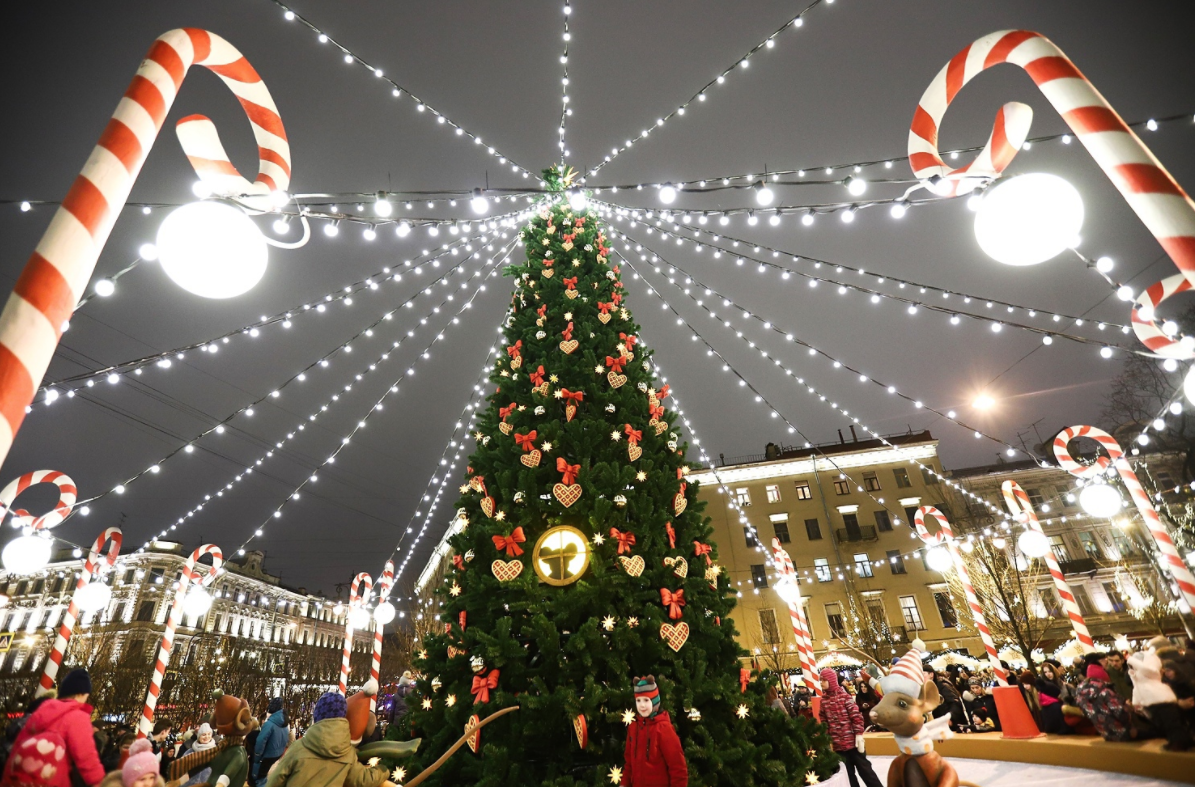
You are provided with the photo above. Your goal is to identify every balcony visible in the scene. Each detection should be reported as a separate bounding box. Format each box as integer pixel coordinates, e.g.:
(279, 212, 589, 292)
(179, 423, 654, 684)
(1057, 557, 1097, 575)
(836, 525, 878, 543)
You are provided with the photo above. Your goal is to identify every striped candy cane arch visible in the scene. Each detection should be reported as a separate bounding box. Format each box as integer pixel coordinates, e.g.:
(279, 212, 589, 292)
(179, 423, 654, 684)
(39, 527, 122, 694)
(138, 543, 223, 738)
(1053, 425, 1195, 614)
(339, 572, 373, 695)
(1001, 480, 1094, 653)
(909, 30, 1195, 355)
(913, 506, 1008, 685)
(770, 538, 821, 697)
(0, 28, 291, 468)
(0, 470, 77, 531)
(370, 561, 395, 712)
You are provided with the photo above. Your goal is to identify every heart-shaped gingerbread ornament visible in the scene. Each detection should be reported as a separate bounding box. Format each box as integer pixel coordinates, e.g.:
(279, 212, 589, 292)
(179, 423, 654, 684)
(597, 312, 611, 324)
(559, 339, 579, 354)
(607, 372, 627, 389)
(465, 715, 481, 753)
(492, 560, 524, 581)
(499, 422, 513, 435)
(510, 356, 522, 370)
(627, 444, 642, 462)
(469, 476, 485, 493)
(553, 483, 582, 507)
(542, 268, 555, 279)
(651, 419, 667, 436)
(673, 492, 687, 516)
(659, 622, 690, 652)
(533, 382, 550, 397)
(565, 290, 579, 300)
(664, 556, 689, 578)
(520, 450, 542, 468)
(480, 496, 496, 518)
(619, 555, 645, 577)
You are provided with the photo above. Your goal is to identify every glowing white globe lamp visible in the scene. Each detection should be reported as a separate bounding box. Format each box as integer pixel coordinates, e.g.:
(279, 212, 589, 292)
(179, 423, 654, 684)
(1017, 529, 1050, 558)
(182, 586, 214, 618)
(349, 605, 371, 629)
(925, 546, 954, 573)
(567, 190, 588, 212)
(1079, 483, 1123, 518)
(974, 173, 1084, 266)
(75, 581, 112, 613)
(373, 600, 396, 625)
(156, 202, 268, 299)
(2, 531, 52, 574)
(774, 577, 800, 605)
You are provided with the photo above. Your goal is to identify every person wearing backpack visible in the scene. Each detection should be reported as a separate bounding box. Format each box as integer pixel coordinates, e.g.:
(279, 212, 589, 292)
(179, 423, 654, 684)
(2, 669, 106, 787)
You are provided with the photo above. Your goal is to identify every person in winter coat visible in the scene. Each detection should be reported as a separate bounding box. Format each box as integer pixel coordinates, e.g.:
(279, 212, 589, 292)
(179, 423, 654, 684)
(3, 669, 106, 787)
(818, 669, 882, 787)
(264, 693, 391, 787)
(1075, 664, 1137, 742)
(180, 724, 216, 787)
(1127, 650, 1193, 751)
(254, 699, 288, 786)
(963, 678, 1001, 732)
(0, 693, 55, 774)
(853, 679, 879, 724)
(99, 739, 162, 787)
(620, 676, 688, 787)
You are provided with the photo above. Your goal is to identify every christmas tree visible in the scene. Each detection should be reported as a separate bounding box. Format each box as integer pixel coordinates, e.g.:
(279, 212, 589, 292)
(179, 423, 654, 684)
(402, 167, 836, 787)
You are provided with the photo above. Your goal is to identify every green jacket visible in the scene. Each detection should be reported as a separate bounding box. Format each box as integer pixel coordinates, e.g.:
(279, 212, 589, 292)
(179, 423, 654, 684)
(264, 719, 388, 787)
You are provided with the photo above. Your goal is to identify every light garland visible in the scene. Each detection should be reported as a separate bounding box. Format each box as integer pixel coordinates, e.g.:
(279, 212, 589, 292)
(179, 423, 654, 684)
(268, 0, 535, 180)
(585, 0, 831, 179)
(557, 2, 572, 162)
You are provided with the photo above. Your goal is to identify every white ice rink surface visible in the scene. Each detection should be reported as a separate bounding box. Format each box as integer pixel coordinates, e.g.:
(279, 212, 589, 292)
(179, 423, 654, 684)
(822, 754, 1188, 787)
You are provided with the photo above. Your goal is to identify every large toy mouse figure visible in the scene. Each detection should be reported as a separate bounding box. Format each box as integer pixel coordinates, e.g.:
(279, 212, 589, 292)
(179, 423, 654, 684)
(869, 643, 973, 787)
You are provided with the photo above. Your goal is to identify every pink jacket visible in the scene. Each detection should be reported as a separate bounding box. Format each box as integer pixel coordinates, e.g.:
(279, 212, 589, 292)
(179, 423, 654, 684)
(10, 699, 106, 787)
(818, 669, 864, 752)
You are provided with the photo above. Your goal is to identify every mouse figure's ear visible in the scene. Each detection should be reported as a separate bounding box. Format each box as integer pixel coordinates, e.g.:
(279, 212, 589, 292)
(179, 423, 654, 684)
(919, 679, 941, 709)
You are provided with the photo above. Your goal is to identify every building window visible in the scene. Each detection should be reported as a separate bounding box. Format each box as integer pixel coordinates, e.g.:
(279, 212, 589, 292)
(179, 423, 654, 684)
(751, 565, 768, 589)
(894, 468, 912, 488)
(863, 472, 881, 491)
(136, 602, 155, 622)
(1027, 488, 1045, 508)
(825, 603, 845, 638)
(887, 550, 906, 575)
(1110, 530, 1136, 558)
(31, 579, 44, 596)
(904, 507, 919, 528)
(875, 510, 893, 532)
(735, 488, 752, 506)
(765, 484, 782, 504)
(794, 481, 812, 500)
(864, 597, 887, 629)
(15, 581, 27, 596)
(773, 519, 791, 544)
(805, 518, 823, 541)
(833, 479, 851, 496)
(921, 466, 939, 485)
(1072, 586, 1096, 617)
(745, 528, 759, 548)
(1049, 535, 1072, 562)
(1102, 583, 1127, 613)
(934, 592, 958, 628)
(900, 595, 924, 631)
(759, 608, 781, 644)
(1079, 532, 1103, 559)
(854, 553, 873, 578)
(814, 558, 832, 583)
(1155, 470, 1176, 490)
(842, 513, 863, 541)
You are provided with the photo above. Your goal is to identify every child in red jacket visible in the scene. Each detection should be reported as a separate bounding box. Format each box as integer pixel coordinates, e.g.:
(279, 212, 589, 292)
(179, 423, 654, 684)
(621, 676, 688, 787)
(819, 669, 882, 787)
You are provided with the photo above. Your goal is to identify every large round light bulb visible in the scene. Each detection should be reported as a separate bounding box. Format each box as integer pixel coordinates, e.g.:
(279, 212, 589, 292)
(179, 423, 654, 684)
(470, 190, 489, 215)
(373, 600, 396, 625)
(925, 546, 953, 573)
(2, 533, 52, 574)
(973, 173, 1084, 266)
(1079, 484, 1122, 518)
(774, 577, 799, 605)
(75, 582, 112, 613)
(754, 183, 774, 206)
(156, 202, 268, 298)
(182, 586, 214, 618)
(349, 605, 371, 629)
(659, 184, 677, 204)
(1017, 529, 1050, 558)
(567, 190, 588, 212)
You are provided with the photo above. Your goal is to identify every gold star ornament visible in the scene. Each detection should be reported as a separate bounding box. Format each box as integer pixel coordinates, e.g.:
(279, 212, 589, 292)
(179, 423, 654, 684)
(736, 704, 749, 719)
(602, 615, 617, 631)
(449, 582, 462, 597)
(495, 510, 507, 521)
(367, 757, 380, 767)
(459, 484, 470, 494)
(806, 772, 821, 785)
(635, 471, 647, 482)
(611, 431, 622, 442)
(541, 441, 553, 452)
(417, 649, 428, 661)
(421, 698, 433, 710)
(592, 533, 605, 546)
(608, 766, 624, 785)
(446, 694, 457, 707)
(391, 767, 406, 783)
(621, 709, 635, 726)
(595, 365, 606, 374)
(626, 616, 638, 628)
(549, 374, 560, 383)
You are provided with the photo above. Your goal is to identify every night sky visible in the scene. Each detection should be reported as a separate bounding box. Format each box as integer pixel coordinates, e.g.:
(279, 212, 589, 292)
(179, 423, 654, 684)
(2, 1, 1193, 597)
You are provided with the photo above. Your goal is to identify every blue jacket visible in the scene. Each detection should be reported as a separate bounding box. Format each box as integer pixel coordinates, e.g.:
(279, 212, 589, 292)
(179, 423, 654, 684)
(255, 710, 289, 762)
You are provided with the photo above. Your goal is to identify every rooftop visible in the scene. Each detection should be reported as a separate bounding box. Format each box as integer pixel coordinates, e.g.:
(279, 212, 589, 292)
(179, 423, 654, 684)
(716, 429, 936, 467)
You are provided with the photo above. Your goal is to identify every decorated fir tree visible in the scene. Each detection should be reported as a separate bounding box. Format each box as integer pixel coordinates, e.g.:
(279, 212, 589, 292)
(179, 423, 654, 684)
(403, 167, 836, 786)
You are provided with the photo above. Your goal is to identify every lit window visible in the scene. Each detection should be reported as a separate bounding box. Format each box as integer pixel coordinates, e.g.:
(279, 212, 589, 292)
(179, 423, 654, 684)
(863, 472, 881, 491)
(794, 481, 812, 500)
(765, 484, 782, 504)
(814, 558, 831, 583)
(833, 479, 850, 496)
(736, 488, 752, 506)
(825, 603, 845, 637)
(854, 553, 873, 578)
(893, 468, 912, 488)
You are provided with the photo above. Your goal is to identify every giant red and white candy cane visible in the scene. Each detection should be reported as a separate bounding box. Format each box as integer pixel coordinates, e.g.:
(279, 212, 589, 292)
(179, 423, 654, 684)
(910, 30, 1195, 355)
(914, 507, 1007, 685)
(770, 538, 821, 696)
(1001, 480, 1094, 653)
(339, 572, 373, 695)
(0, 470, 77, 531)
(1053, 425, 1195, 613)
(40, 527, 121, 694)
(369, 561, 395, 712)
(0, 28, 291, 467)
(138, 544, 222, 738)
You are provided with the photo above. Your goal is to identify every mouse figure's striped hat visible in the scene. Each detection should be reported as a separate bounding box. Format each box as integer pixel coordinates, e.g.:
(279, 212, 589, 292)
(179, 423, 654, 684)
(879, 639, 927, 697)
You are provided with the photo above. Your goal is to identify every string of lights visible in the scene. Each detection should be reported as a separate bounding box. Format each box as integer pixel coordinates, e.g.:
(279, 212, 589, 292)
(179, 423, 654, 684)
(214, 237, 520, 563)
(558, 1, 572, 162)
(585, 0, 829, 179)
(622, 232, 1029, 457)
(37, 233, 489, 400)
(76, 237, 502, 524)
(602, 201, 1131, 336)
(267, 0, 536, 180)
(605, 210, 1139, 355)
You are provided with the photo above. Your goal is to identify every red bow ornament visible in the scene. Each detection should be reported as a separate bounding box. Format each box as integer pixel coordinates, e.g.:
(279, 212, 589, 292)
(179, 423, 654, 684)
(563, 276, 578, 290)
(471, 669, 500, 705)
(598, 301, 613, 315)
(561, 322, 574, 341)
(620, 333, 638, 351)
(529, 366, 546, 386)
(656, 384, 671, 402)
(453, 555, 465, 571)
(609, 528, 637, 555)
(660, 588, 686, 620)
(499, 402, 517, 421)
(557, 457, 580, 485)
(506, 341, 522, 359)
(665, 521, 676, 549)
(514, 431, 538, 452)
(650, 403, 666, 421)
(542, 258, 555, 268)
(537, 304, 548, 317)
(624, 424, 642, 445)
(459, 610, 467, 630)
(611, 292, 623, 306)
(492, 527, 526, 557)
(559, 389, 584, 404)
(693, 541, 713, 566)
(605, 355, 626, 373)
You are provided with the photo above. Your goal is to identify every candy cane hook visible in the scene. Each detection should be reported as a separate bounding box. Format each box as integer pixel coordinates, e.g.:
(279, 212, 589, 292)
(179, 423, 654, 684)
(1053, 425, 1195, 614)
(39, 527, 122, 694)
(0, 470, 77, 531)
(770, 539, 820, 697)
(1001, 480, 1094, 653)
(0, 29, 291, 467)
(339, 572, 373, 695)
(369, 561, 395, 711)
(138, 543, 222, 737)
(914, 506, 1008, 685)
(910, 30, 1195, 356)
